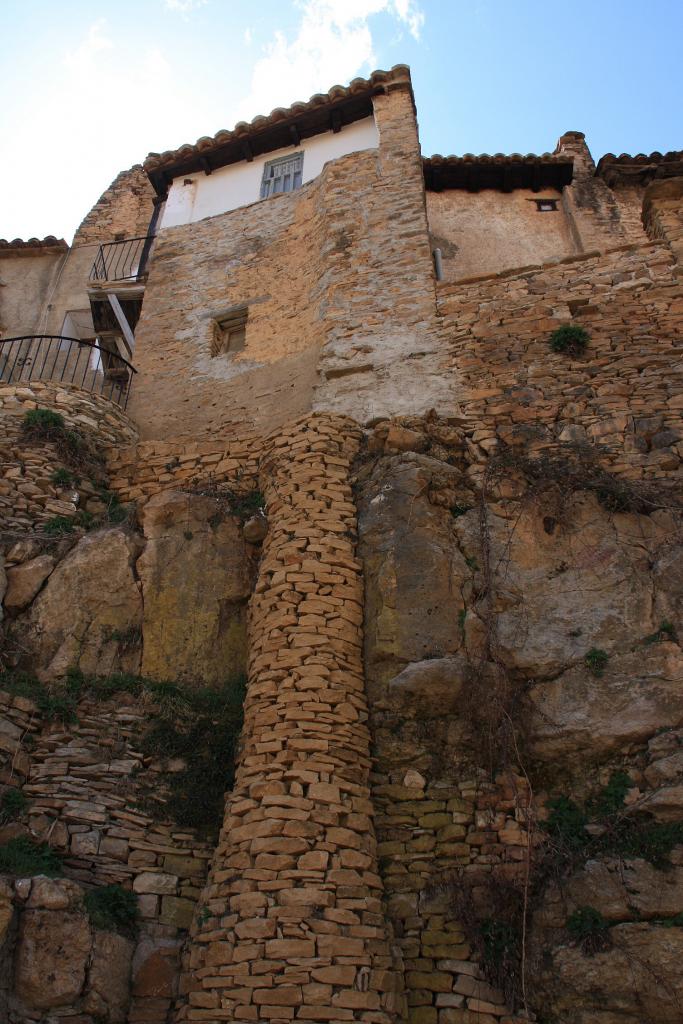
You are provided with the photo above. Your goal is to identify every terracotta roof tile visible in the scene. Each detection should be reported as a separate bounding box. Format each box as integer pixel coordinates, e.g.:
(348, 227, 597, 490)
(0, 236, 68, 254)
(596, 149, 683, 186)
(143, 65, 412, 185)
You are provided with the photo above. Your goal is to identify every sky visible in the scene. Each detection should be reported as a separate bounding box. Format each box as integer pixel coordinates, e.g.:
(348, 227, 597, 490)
(1, 0, 681, 243)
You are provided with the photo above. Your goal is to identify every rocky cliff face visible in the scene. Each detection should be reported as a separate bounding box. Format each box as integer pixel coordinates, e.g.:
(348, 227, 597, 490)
(0, 489, 258, 1024)
(0, 417, 681, 1024)
(357, 421, 683, 1024)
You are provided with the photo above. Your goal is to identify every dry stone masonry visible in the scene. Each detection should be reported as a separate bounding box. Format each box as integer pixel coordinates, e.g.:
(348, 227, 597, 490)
(178, 414, 403, 1023)
(1, 60, 683, 1024)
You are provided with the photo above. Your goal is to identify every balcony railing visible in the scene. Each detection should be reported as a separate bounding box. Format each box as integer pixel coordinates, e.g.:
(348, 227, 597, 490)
(0, 335, 136, 408)
(89, 235, 154, 283)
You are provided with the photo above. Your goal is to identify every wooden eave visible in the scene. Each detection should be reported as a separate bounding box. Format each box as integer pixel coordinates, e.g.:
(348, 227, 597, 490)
(423, 155, 574, 193)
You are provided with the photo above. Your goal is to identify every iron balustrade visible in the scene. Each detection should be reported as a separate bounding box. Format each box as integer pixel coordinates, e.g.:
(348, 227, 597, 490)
(0, 335, 136, 408)
(89, 235, 154, 283)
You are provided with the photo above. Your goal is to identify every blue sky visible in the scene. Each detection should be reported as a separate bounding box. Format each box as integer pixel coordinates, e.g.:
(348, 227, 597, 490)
(1, 0, 681, 242)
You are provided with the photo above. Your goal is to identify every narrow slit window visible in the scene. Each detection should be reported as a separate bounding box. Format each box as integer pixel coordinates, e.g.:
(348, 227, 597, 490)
(212, 308, 248, 358)
(533, 198, 559, 212)
(260, 153, 304, 199)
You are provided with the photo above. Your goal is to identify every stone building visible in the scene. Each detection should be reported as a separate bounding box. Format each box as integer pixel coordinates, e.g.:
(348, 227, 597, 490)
(1, 64, 683, 1024)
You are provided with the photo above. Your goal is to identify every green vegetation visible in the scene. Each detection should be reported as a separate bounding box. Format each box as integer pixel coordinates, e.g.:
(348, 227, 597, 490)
(585, 647, 609, 677)
(465, 555, 480, 572)
(42, 497, 133, 537)
(43, 515, 78, 535)
(64, 669, 246, 834)
(0, 836, 62, 876)
(450, 503, 471, 518)
(227, 489, 265, 520)
(657, 913, 683, 928)
(0, 788, 27, 822)
(22, 407, 106, 481)
(23, 408, 65, 433)
(644, 620, 678, 644)
(549, 324, 590, 357)
(567, 906, 610, 954)
(84, 884, 138, 937)
(140, 674, 246, 834)
(480, 917, 520, 977)
(0, 670, 81, 723)
(589, 769, 631, 817)
(544, 794, 590, 851)
(50, 467, 76, 488)
(544, 771, 683, 868)
(0, 668, 246, 836)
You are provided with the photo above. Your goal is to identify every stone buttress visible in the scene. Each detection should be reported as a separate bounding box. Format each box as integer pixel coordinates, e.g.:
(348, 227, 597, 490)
(177, 414, 403, 1023)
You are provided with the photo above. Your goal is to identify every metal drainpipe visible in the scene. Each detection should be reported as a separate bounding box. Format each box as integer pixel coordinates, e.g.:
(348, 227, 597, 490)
(433, 247, 443, 281)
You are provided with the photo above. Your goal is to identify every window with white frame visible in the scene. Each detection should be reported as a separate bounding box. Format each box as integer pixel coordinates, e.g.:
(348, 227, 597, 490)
(260, 153, 304, 199)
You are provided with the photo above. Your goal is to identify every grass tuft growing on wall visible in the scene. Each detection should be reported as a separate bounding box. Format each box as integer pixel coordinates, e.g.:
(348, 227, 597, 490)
(84, 884, 138, 937)
(0, 836, 62, 876)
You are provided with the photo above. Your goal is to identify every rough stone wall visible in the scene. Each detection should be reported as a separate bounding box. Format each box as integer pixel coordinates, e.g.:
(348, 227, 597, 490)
(643, 178, 683, 264)
(556, 132, 649, 252)
(129, 82, 454, 442)
(73, 166, 156, 247)
(107, 434, 260, 504)
(439, 241, 683, 482)
(311, 88, 451, 425)
(0, 381, 138, 534)
(178, 414, 404, 1023)
(127, 171, 327, 441)
(0, 685, 213, 1024)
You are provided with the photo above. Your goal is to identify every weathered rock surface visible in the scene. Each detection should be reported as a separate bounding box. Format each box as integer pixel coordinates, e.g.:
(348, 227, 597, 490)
(85, 930, 134, 1022)
(137, 489, 252, 684)
(530, 923, 683, 1023)
(14, 908, 91, 1009)
(359, 448, 683, 1024)
(454, 495, 681, 678)
(3, 554, 55, 612)
(388, 655, 467, 711)
(9, 527, 143, 679)
(358, 454, 470, 698)
(527, 643, 683, 766)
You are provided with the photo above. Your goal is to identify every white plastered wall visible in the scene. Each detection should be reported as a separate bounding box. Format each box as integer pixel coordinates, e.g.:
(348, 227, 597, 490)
(160, 116, 379, 228)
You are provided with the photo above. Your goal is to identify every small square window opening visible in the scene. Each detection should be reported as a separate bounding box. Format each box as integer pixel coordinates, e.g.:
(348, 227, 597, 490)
(260, 153, 304, 199)
(534, 198, 559, 212)
(212, 308, 248, 358)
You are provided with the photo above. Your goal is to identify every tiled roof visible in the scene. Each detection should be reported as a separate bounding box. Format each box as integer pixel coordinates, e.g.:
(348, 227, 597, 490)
(144, 65, 412, 193)
(596, 150, 683, 187)
(423, 153, 573, 192)
(0, 236, 68, 254)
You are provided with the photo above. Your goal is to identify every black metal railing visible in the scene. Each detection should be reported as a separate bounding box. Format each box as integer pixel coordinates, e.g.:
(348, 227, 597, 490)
(0, 336, 136, 408)
(89, 235, 154, 283)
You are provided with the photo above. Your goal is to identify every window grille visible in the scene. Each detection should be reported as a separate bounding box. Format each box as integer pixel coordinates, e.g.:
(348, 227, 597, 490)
(260, 153, 304, 199)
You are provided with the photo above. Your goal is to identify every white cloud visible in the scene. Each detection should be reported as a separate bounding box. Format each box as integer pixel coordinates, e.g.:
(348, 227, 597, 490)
(237, 0, 424, 120)
(163, 0, 208, 13)
(0, 19, 189, 242)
